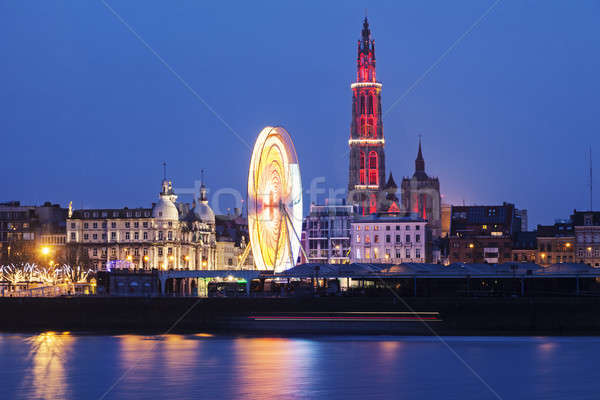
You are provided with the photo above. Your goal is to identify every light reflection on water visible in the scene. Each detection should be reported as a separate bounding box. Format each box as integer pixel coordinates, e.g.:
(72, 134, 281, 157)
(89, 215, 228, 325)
(0, 334, 599, 399)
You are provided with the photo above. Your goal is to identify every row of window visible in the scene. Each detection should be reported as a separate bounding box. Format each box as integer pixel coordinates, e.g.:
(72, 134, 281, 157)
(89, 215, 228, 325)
(357, 234, 421, 244)
(73, 231, 175, 241)
(357, 247, 422, 260)
(72, 221, 170, 229)
(82, 210, 151, 218)
(90, 247, 182, 258)
(356, 224, 421, 232)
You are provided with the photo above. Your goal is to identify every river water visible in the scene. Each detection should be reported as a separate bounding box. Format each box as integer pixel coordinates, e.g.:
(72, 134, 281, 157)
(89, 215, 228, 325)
(0, 333, 597, 399)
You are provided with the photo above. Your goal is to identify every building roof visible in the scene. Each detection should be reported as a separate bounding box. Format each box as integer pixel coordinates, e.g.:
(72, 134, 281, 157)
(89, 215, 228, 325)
(273, 262, 599, 278)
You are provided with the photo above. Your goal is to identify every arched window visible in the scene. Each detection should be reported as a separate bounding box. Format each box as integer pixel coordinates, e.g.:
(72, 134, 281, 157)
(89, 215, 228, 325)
(368, 151, 378, 185)
(367, 95, 373, 114)
(360, 95, 366, 114)
(367, 117, 374, 137)
(359, 151, 366, 185)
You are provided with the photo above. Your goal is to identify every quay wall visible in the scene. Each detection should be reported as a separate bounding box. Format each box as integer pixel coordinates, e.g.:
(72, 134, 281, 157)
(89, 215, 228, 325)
(1, 297, 600, 335)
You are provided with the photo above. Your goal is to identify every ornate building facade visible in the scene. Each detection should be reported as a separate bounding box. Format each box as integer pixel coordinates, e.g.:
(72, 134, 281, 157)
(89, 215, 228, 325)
(66, 177, 217, 270)
(347, 18, 387, 215)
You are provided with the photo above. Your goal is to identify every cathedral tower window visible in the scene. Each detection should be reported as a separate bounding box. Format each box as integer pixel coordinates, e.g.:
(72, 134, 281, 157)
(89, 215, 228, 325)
(368, 151, 378, 185)
(359, 151, 366, 185)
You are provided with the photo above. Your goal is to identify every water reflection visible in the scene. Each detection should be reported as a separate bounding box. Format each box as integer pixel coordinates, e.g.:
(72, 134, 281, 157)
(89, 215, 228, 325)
(234, 338, 317, 399)
(22, 332, 74, 400)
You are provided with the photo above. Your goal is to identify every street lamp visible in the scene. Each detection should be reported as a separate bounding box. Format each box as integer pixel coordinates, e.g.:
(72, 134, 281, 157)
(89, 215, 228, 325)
(41, 246, 50, 256)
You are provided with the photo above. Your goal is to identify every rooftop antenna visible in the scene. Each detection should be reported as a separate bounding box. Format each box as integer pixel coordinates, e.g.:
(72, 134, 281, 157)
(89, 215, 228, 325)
(201, 169, 205, 186)
(162, 162, 167, 180)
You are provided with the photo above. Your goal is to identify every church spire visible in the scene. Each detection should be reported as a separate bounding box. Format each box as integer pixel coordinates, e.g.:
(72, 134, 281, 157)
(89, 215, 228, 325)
(415, 136, 425, 174)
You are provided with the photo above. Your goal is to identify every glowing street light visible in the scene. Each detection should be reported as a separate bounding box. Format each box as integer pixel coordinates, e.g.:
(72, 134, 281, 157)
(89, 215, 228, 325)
(40, 246, 50, 256)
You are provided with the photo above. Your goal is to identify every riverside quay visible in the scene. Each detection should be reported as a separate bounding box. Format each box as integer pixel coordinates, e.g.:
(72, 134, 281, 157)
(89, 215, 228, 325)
(95, 262, 600, 298)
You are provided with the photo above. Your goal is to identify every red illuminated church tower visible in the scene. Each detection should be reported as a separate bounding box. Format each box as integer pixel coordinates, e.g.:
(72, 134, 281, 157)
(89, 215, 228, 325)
(347, 18, 387, 214)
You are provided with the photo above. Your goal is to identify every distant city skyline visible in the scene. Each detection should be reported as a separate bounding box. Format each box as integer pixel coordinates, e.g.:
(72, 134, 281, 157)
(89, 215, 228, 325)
(2, 1, 599, 226)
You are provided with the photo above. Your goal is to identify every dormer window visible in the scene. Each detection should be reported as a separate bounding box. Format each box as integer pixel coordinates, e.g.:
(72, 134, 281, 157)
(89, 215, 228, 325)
(585, 215, 593, 226)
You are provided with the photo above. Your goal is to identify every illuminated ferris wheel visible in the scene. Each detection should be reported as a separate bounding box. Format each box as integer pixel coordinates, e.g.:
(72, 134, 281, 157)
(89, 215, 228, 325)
(247, 126, 303, 273)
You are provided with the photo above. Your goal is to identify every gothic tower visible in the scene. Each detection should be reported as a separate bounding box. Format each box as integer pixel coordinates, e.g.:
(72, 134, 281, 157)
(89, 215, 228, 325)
(347, 17, 386, 215)
(401, 138, 441, 237)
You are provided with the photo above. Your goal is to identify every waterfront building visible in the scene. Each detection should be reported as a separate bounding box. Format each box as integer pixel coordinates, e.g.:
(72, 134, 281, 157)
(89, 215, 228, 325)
(66, 177, 217, 270)
(350, 213, 427, 263)
(0, 201, 67, 263)
(347, 18, 389, 215)
(301, 203, 355, 264)
(401, 139, 442, 238)
(536, 221, 574, 266)
(448, 203, 522, 264)
(572, 210, 600, 267)
(215, 213, 254, 269)
(512, 231, 537, 263)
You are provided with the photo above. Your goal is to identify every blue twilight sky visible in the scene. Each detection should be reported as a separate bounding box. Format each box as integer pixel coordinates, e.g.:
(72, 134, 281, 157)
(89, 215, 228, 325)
(1, 1, 599, 227)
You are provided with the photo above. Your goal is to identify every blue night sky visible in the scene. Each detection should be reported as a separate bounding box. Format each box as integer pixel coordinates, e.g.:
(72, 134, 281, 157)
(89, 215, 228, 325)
(1, 1, 599, 227)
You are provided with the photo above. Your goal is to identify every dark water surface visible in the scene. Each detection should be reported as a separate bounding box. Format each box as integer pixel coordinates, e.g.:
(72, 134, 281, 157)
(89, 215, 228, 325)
(0, 333, 597, 399)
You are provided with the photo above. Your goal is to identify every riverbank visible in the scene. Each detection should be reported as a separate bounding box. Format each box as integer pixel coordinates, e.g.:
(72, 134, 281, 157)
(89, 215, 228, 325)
(1, 296, 600, 335)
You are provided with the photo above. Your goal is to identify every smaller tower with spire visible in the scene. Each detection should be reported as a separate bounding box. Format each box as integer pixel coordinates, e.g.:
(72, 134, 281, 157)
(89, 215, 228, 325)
(401, 137, 442, 237)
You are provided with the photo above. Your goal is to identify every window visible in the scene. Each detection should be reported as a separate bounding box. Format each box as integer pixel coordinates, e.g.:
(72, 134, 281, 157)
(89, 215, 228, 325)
(158, 248, 163, 256)
(374, 226, 380, 231)
(359, 151, 366, 185)
(84, 223, 89, 229)
(405, 248, 410, 258)
(102, 222, 107, 228)
(168, 247, 173, 255)
(113, 212, 118, 217)
(374, 235, 379, 243)
(368, 151, 378, 185)
(70, 223, 76, 229)
(406, 235, 411, 243)
(365, 248, 370, 259)
(111, 232, 116, 240)
(406, 225, 411, 230)
(143, 222, 148, 228)
(158, 231, 164, 240)
(585, 215, 593, 226)
(416, 225, 420, 231)
(416, 234, 421, 243)
(396, 249, 402, 258)
(93, 249, 98, 257)
(386, 226, 390, 231)
(70, 232, 75, 240)
(111, 222, 116, 229)
(396, 235, 401, 243)
(125, 222, 130, 228)
(143, 232, 148, 240)
(93, 222, 98, 229)
(83, 234, 89, 240)
(386, 235, 391, 243)
(102, 212, 107, 218)
(416, 248, 421, 259)
(125, 232, 130, 240)
(134, 232, 139, 240)
(364, 235, 371, 244)
(102, 233, 106, 240)
(395, 226, 400, 231)
(356, 234, 361, 243)
(373, 247, 379, 259)
(134, 222, 139, 228)
(93, 234, 98, 240)
(168, 231, 173, 240)
(168, 221, 173, 227)
(111, 248, 116, 256)
(134, 248, 139, 256)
